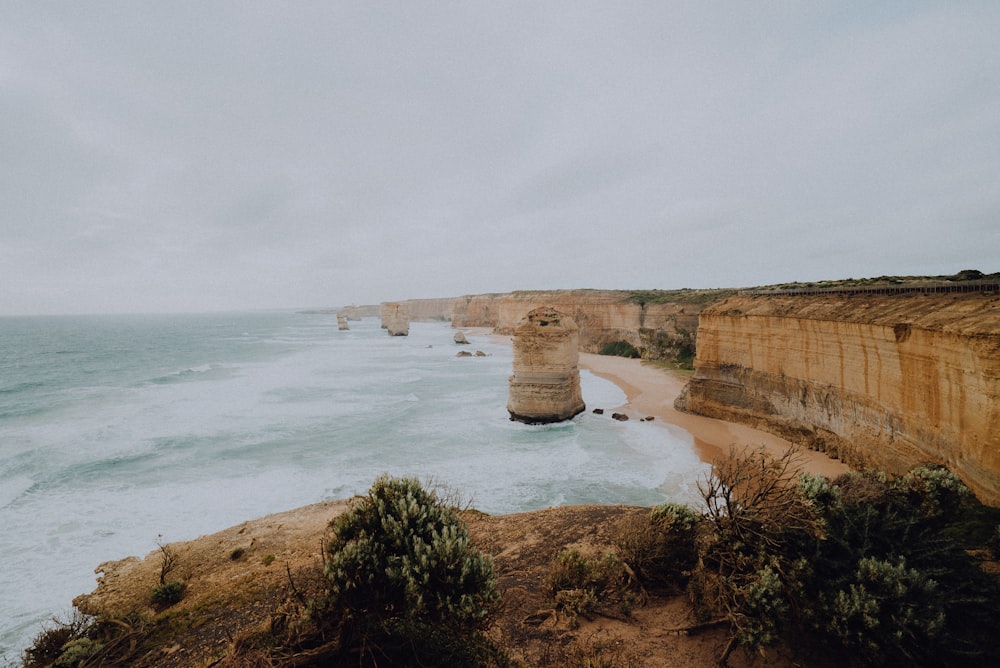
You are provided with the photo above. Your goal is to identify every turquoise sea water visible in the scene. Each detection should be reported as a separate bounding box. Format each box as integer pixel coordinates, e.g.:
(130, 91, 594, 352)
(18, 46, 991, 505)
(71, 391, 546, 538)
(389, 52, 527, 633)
(0, 312, 708, 660)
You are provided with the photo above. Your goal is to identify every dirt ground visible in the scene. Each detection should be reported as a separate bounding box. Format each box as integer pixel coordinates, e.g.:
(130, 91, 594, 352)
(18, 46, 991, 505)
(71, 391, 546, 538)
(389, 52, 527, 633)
(71, 500, 803, 667)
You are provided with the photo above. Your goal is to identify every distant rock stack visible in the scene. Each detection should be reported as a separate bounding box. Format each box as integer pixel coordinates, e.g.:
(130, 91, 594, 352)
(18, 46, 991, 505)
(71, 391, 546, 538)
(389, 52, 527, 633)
(337, 313, 349, 331)
(381, 302, 410, 336)
(507, 307, 585, 424)
(453, 330, 470, 344)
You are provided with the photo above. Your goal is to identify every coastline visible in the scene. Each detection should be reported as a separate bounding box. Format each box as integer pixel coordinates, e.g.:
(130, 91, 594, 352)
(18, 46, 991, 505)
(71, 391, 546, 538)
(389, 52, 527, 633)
(577, 353, 850, 478)
(474, 328, 848, 479)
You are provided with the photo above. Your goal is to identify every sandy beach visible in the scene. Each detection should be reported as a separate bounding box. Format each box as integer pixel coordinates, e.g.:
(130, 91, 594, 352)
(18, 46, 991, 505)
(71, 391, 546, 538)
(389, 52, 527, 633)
(577, 352, 850, 478)
(475, 328, 848, 478)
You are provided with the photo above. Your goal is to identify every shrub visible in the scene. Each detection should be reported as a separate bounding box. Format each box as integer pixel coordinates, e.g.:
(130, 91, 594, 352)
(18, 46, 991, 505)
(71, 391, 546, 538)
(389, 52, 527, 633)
(549, 549, 632, 624)
(150, 581, 185, 606)
(599, 340, 640, 358)
(617, 502, 699, 588)
(322, 475, 499, 664)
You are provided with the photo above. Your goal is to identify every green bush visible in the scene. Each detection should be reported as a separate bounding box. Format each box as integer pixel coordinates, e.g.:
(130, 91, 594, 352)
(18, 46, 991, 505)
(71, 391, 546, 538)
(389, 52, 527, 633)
(598, 340, 640, 358)
(549, 549, 632, 624)
(617, 502, 699, 587)
(322, 475, 499, 664)
(150, 580, 185, 606)
(687, 450, 1000, 666)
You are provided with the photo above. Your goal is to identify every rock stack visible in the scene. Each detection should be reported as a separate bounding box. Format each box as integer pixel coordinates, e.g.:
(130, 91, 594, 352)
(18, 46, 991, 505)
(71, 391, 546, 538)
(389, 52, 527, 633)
(381, 302, 410, 336)
(507, 307, 585, 424)
(337, 313, 349, 331)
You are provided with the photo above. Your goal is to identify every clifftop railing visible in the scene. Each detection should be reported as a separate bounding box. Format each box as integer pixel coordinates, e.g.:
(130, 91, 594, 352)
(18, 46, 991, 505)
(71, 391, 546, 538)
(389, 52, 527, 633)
(738, 280, 1000, 297)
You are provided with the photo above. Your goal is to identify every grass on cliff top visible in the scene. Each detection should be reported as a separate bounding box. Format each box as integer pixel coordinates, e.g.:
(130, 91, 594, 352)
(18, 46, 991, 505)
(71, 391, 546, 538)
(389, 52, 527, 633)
(748, 269, 1000, 292)
(505, 271, 998, 306)
(625, 288, 739, 305)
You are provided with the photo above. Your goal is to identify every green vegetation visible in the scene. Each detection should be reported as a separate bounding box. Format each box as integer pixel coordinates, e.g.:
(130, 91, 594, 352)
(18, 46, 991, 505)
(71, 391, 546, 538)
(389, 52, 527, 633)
(625, 288, 738, 306)
(20, 462, 1000, 666)
(318, 474, 501, 665)
(149, 581, 185, 607)
(616, 501, 700, 589)
(150, 536, 184, 607)
(548, 549, 633, 624)
(669, 448, 1000, 666)
(749, 269, 1000, 292)
(598, 340, 640, 358)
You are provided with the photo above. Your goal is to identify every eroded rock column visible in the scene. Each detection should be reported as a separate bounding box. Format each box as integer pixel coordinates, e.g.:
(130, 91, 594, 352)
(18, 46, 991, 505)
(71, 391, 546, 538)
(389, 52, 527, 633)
(508, 307, 585, 423)
(381, 302, 410, 336)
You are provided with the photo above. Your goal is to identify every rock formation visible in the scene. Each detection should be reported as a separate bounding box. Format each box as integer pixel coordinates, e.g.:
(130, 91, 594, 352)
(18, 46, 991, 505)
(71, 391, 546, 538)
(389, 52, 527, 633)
(450, 289, 722, 361)
(507, 307, 585, 424)
(676, 291, 1000, 505)
(337, 313, 349, 331)
(454, 330, 469, 344)
(380, 302, 410, 336)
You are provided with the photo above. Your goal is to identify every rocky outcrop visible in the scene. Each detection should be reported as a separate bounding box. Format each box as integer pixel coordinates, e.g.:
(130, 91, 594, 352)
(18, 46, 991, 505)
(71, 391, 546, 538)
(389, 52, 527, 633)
(450, 290, 719, 361)
(380, 302, 410, 336)
(454, 330, 469, 344)
(337, 313, 349, 331)
(676, 292, 1000, 504)
(507, 307, 585, 424)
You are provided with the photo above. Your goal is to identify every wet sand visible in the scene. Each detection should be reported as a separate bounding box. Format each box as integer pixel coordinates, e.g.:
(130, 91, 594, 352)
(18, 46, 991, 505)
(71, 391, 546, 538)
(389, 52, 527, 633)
(577, 352, 850, 478)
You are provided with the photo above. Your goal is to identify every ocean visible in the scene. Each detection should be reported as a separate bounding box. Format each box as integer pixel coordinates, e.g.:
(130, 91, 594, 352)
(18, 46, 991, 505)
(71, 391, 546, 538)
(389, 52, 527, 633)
(0, 312, 709, 661)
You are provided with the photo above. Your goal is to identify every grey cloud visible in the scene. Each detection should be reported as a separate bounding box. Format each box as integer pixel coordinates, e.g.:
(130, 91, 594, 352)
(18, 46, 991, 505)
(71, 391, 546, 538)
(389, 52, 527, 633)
(0, 2, 997, 314)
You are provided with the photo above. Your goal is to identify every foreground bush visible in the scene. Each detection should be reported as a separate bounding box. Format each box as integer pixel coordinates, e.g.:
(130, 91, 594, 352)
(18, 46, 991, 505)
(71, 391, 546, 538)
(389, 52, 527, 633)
(688, 449, 1000, 666)
(321, 474, 501, 665)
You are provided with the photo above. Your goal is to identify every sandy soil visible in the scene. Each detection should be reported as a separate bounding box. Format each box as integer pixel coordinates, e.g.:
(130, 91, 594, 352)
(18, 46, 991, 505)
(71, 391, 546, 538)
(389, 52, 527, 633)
(578, 352, 850, 478)
(472, 327, 849, 478)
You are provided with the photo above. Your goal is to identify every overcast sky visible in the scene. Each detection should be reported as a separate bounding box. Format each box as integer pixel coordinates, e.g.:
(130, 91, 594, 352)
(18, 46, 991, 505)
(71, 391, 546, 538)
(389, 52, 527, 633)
(1, 2, 997, 315)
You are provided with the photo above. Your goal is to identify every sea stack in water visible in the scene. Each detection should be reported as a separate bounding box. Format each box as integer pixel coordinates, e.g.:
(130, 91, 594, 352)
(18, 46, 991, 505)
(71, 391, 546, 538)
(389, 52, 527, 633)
(507, 307, 585, 424)
(381, 302, 410, 336)
(337, 313, 350, 331)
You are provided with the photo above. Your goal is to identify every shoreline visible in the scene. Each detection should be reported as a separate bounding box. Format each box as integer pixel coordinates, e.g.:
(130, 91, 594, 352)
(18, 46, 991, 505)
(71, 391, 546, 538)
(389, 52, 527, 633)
(473, 328, 848, 479)
(577, 353, 850, 479)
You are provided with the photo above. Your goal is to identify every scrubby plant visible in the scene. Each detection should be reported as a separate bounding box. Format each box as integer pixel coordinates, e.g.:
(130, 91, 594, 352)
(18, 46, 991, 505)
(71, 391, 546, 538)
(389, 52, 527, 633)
(617, 502, 700, 588)
(150, 580, 185, 606)
(686, 448, 1000, 666)
(549, 549, 632, 624)
(150, 534, 185, 607)
(599, 340, 640, 358)
(321, 474, 500, 665)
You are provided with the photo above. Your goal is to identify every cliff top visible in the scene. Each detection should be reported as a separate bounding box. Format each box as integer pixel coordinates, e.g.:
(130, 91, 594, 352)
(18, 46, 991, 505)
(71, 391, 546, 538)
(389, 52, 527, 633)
(706, 290, 1000, 336)
(65, 502, 779, 667)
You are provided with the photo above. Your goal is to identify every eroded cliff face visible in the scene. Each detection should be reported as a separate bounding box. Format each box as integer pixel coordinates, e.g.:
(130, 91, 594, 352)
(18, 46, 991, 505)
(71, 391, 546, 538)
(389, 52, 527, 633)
(677, 292, 1000, 504)
(451, 290, 706, 360)
(508, 307, 585, 423)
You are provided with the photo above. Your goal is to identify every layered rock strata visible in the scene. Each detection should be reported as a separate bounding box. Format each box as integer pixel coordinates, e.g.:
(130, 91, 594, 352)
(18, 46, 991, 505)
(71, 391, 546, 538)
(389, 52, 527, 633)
(451, 290, 719, 360)
(336, 313, 349, 331)
(380, 302, 410, 336)
(508, 307, 585, 424)
(676, 292, 1000, 505)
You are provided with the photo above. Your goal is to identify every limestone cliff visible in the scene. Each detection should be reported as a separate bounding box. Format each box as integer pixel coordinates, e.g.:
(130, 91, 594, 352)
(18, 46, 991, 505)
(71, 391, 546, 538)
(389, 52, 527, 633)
(400, 297, 461, 321)
(507, 307, 585, 424)
(676, 291, 1000, 504)
(451, 290, 724, 361)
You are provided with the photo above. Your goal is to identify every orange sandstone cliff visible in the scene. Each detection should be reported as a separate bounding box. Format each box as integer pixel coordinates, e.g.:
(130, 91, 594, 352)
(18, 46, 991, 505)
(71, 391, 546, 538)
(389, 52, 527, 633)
(676, 291, 1000, 504)
(449, 290, 723, 359)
